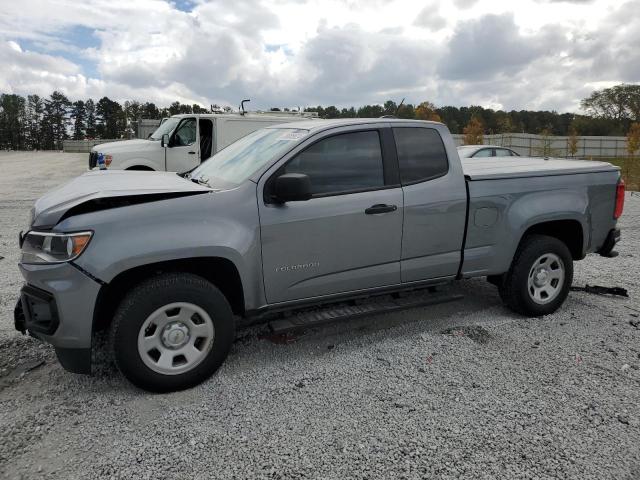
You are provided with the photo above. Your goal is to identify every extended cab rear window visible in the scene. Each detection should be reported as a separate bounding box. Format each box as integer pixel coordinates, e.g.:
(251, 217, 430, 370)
(393, 128, 449, 184)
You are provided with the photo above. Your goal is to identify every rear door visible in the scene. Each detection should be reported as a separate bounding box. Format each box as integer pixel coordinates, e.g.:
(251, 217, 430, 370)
(258, 126, 403, 304)
(495, 148, 513, 157)
(394, 125, 468, 282)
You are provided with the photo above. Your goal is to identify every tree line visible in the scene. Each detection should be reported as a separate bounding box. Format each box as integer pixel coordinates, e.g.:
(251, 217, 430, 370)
(0, 92, 217, 150)
(0, 84, 638, 151)
(303, 84, 640, 137)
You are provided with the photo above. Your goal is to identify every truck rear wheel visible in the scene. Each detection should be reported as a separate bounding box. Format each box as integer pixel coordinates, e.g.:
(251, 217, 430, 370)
(498, 235, 573, 317)
(111, 273, 235, 392)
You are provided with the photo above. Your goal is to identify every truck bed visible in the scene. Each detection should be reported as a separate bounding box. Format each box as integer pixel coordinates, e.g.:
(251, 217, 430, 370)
(460, 156, 620, 278)
(462, 157, 618, 180)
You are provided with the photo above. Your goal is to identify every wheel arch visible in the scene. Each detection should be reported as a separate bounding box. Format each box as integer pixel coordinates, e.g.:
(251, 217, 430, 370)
(116, 157, 158, 170)
(126, 165, 155, 171)
(93, 257, 245, 332)
(520, 219, 585, 260)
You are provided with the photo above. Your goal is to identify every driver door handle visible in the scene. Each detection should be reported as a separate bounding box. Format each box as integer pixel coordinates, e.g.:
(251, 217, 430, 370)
(188, 151, 196, 154)
(365, 204, 397, 215)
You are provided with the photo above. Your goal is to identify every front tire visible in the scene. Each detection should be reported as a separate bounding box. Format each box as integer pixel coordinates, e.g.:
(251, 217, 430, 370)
(498, 235, 573, 317)
(111, 273, 235, 392)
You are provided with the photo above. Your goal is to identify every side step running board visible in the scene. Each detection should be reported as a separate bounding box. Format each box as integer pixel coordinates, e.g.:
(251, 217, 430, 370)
(269, 290, 464, 333)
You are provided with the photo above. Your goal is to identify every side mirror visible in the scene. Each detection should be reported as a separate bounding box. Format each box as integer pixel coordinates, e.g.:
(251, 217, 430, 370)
(273, 173, 312, 203)
(161, 133, 170, 148)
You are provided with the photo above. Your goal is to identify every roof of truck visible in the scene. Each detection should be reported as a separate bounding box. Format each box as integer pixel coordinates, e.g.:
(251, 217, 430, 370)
(270, 118, 444, 131)
(170, 113, 317, 120)
(462, 157, 619, 180)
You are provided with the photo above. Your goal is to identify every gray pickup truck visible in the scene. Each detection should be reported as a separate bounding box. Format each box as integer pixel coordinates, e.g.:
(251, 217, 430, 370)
(15, 119, 624, 392)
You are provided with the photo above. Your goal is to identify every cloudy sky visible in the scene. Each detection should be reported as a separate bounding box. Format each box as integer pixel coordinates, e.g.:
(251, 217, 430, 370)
(0, 0, 637, 112)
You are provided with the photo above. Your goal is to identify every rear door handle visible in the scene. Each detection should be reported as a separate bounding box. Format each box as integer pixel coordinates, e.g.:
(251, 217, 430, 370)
(188, 151, 196, 154)
(365, 204, 397, 214)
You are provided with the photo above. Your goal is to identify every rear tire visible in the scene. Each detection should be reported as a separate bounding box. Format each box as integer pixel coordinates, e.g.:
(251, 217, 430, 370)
(111, 273, 235, 392)
(498, 235, 573, 317)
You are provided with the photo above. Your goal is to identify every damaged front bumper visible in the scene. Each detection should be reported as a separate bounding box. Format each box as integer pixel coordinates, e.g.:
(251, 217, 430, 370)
(14, 262, 102, 374)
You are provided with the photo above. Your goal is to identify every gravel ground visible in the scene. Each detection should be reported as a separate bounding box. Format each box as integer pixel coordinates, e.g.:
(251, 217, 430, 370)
(1, 151, 639, 480)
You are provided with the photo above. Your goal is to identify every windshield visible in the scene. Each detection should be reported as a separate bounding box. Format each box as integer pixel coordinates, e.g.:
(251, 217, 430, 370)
(149, 117, 181, 140)
(190, 128, 309, 188)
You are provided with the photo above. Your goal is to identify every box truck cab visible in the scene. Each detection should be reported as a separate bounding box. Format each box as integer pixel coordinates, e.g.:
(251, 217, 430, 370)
(89, 112, 317, 173)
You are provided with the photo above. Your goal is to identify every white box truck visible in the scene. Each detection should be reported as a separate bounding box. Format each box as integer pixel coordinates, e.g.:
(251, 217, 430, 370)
(89, 112, 317, 173)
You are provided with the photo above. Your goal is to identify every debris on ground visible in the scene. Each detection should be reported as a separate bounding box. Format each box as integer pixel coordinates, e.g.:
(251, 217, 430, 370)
(570, 284, 629, 297)
(440, 325, 492, 344)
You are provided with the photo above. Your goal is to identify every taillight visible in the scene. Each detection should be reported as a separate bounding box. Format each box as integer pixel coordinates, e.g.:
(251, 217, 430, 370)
(614, 178, 625, 219)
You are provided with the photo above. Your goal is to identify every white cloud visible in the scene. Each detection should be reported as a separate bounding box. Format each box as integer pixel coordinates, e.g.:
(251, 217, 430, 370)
(0, 0, 636, 112)
(413, 2, 447, 30)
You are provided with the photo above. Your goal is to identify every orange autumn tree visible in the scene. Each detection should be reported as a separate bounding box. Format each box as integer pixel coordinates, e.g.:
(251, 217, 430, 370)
(463, 116, 484, 145)
(415, 101, 442, 122)
(567, 125, 579, 157)
(628, 122, 640, 158)
(626, 122, 640, 188)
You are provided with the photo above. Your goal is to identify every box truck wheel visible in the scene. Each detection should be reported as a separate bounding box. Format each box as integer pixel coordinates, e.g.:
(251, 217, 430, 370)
(111, 273, 235, 392)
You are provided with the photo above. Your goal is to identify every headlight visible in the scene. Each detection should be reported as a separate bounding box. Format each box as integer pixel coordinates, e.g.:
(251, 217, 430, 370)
(21, 231, 93, 264)
(97, 153, 112, 169)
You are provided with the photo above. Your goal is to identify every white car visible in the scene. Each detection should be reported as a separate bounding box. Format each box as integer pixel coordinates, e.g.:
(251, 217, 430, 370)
(457, 145, 520, 159)
(89, 112, 317, 173)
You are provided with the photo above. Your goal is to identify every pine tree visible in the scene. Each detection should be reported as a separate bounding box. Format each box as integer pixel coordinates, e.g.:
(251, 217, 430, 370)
(96, 96, 124, 139)
(26, 95, 44, 149)
(0, 94, 27, 150)
(43, 91, 71, 149)
(70, 100, 86, 140)
(85, 99, 96, 138)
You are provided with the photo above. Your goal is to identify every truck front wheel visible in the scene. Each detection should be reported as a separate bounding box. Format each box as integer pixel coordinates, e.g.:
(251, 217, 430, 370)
(111, 273, 235, 392)
(498, 235, 573, 317)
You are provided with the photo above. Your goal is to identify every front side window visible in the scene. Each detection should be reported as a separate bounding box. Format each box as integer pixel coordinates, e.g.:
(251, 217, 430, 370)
(393, 127, 448, 184)
(472, 148, 492, 158)
(282, 130, 384, 196)
(173, 118, 196, 146)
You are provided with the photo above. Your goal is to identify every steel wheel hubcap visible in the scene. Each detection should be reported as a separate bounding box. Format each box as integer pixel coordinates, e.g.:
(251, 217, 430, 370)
(161, 322, 190, 349)
(137, 302, 215, 375)
(527, 253, 565, 305)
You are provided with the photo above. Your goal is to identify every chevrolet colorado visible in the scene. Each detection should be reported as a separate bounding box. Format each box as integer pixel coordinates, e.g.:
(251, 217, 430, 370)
(15, 119, 624, 392)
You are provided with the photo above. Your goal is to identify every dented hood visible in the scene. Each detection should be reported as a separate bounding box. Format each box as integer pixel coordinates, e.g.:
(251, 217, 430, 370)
(32, 170, 211, 228)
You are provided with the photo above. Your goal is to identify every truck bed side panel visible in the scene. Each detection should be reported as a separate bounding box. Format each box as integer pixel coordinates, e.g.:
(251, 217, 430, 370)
(461, 170, 619, 277)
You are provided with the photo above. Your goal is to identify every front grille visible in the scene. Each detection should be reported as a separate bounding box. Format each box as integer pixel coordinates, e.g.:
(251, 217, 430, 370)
(88, 151, 97, 169)
(20, 285, 60, 335)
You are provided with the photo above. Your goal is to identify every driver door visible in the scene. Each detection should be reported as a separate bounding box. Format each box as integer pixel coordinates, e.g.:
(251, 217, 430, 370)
(258, 127, 403, 304)
(166, 118, 199, 172)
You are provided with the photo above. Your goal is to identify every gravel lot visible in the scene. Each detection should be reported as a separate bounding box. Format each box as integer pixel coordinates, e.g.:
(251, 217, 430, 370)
(1, 151, 639, 480)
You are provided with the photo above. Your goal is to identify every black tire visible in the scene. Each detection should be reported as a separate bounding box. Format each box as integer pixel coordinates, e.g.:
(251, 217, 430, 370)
(111, 273, 235, 392)
(498, 234, 573, 317)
